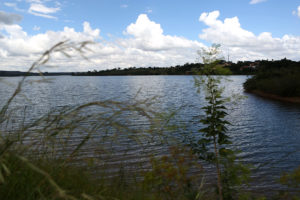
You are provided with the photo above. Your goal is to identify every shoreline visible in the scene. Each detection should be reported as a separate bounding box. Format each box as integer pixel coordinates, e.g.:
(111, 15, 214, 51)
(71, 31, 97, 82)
(0, 74, 247, 77)
(247, 90, 300, 104)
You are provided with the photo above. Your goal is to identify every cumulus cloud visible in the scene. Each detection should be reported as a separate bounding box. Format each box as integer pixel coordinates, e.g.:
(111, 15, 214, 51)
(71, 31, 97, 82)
(198, 10, 300, 61)
(0, 14, 204, 71)
(124, 14, 203, 51)
(0, 10, 22, 25)
(3, 21, 100, 54)
(250, 0, 267, 4)
(0, 21, 102, 71)
(1, 12, 300, 72)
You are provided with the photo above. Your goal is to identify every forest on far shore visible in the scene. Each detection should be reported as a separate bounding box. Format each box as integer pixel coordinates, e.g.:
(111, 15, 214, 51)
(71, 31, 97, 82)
(1, 58, 299, 77)
(72, 58, 300, 76)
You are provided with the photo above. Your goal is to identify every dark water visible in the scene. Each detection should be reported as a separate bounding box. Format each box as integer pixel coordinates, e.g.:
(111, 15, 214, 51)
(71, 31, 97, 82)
(1, 75, 300, 191)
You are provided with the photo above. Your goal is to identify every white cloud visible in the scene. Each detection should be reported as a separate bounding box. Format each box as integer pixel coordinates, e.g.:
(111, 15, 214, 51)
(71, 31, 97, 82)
(26, 0, 43, 3)
(29, 3, 60, 14)
(294, 6, 300, 18)
(54, 1, 61, 7)
(33, 25, 40, 31)
(83, 21, 100, 38)
(1, 12, 300, 72)
(250, 0, 267, 4)
(0, 21, 102, 71)
(198, 10, 300, 61)
(4, 2, 17, 8)
(27, 1, 61, 19)
(4, 2, 26, 12)
(0, 14, 204, 71)
(124, 14, 203, 51)
(28, 11, 57, 19)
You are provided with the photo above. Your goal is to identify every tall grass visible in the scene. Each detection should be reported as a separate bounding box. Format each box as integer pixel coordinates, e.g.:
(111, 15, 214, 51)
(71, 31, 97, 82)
(0, 41, 205, 200)
(0, 42, 130, 198)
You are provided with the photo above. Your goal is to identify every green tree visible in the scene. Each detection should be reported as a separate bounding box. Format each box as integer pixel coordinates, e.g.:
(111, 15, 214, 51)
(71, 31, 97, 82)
(192, 44, 250, 200)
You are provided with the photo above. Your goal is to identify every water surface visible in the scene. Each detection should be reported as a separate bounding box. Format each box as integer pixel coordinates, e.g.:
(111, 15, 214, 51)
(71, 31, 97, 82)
(1, 75, 300, 191)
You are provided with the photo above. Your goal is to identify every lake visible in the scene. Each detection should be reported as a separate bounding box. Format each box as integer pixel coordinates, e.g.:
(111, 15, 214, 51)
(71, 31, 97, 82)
(1, 75, 300, 192)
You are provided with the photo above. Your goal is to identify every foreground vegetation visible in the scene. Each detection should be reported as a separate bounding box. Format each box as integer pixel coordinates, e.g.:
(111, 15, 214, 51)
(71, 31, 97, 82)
(0, 42, 299, 200)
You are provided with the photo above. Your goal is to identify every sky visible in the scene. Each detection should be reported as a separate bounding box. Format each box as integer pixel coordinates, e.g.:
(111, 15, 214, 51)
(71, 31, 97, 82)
(0, 0, 300, 72)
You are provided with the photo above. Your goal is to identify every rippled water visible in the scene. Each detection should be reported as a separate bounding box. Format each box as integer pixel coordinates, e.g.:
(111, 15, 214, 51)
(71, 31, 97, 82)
(1, 75, 300, 191)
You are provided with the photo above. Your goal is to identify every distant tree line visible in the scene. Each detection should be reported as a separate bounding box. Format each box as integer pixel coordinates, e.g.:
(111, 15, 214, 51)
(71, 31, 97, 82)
(0, 71, 72, 77)
(0, 71, 39, 76)
(72, 59, 300, 76)
(73, 63, 205, 76)
(1, 58, 299, 77)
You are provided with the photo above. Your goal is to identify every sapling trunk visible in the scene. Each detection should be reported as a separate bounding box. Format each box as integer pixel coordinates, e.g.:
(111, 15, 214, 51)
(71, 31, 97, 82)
(213, 136, 223, 200)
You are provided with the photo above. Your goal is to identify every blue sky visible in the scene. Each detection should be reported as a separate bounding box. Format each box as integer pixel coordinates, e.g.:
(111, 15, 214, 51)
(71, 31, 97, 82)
(0, 0, 300, 71)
